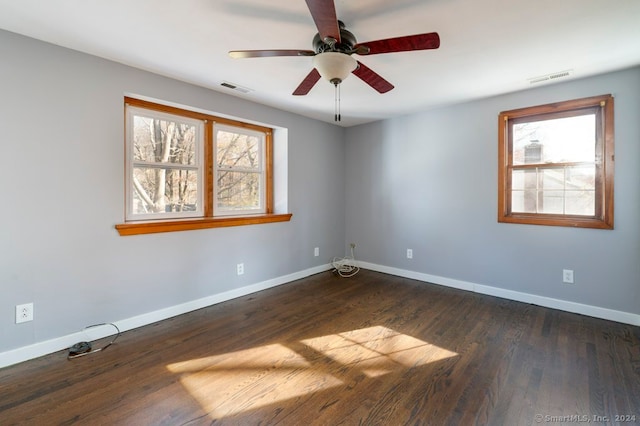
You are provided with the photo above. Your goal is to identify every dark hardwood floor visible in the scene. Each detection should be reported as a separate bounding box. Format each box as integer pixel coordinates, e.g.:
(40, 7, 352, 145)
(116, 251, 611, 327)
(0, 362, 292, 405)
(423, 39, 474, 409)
(1, 270, 639, 425)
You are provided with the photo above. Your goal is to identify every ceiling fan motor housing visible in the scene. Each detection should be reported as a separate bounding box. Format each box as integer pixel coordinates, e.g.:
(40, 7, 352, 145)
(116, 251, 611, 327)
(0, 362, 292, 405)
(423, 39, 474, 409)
(313, 21, 357, 53)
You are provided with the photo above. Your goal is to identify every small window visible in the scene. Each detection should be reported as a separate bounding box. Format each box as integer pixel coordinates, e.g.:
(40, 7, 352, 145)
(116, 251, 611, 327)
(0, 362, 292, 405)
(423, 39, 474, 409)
(117, 97, 291, 236)
(498, 95, 614, 229)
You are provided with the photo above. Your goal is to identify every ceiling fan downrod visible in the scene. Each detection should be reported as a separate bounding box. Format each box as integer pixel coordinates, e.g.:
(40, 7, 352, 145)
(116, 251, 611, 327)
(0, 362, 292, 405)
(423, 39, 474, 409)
(334, 81, 341, 122)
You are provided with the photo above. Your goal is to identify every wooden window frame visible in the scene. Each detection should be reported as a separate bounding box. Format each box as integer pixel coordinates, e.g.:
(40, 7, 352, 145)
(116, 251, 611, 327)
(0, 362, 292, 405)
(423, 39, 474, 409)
(498, 94, 614, 229)
(116, 97, 291, 236)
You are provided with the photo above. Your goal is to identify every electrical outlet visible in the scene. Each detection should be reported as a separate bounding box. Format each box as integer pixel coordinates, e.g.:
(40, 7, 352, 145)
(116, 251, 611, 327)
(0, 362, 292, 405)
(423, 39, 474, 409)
(314, 247, 320, 257)
(350, 242, 356, 249)
(407, 249, 413, 259)
(563, 269, 574, 284)
(237, 263, 244, 276)
(16, 303, 34, 324)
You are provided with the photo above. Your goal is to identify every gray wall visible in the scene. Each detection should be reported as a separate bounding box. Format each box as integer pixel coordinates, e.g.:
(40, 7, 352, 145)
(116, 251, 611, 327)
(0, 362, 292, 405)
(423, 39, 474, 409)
(2, 26, 638, 357)
(345, 66, 640, 315)
(0, 29, 345, 353)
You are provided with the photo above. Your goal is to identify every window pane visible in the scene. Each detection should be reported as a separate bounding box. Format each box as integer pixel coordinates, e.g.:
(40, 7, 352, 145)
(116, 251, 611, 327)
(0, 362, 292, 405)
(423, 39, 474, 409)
(565, 191, 596, 216)
(513, 114, 596, 165)
(216, 171, 261, 211)
(512, 170, 525, 190)
(132, 167, 198, 214)
(566, 165, 595, 190)
(216, 130, 261, 170)
(537, 190, 564, 214)
(511, 169, 537, 190)
(511, 190, 537, 213)
(539, 168, 565, 190)
(565, 191, 595, 216)
(512, 169, 539, 213)
(133, 115, 196, 165)
(511, 190, 525, 212)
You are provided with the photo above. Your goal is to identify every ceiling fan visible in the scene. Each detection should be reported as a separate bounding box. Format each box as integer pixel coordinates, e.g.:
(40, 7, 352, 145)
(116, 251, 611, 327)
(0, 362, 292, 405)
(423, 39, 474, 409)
(229, 0, 440, 120)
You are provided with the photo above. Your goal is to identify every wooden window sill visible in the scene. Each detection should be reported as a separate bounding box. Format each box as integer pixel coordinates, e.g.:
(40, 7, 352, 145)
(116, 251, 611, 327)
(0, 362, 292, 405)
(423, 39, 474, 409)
(498, 213, 613, 229)
(115, 213, 292, 236)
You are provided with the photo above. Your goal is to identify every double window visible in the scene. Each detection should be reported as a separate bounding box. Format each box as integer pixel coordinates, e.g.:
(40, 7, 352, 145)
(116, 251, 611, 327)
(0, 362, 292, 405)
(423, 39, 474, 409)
(117, 97, 290, 235)
(498, 95, 614, 229)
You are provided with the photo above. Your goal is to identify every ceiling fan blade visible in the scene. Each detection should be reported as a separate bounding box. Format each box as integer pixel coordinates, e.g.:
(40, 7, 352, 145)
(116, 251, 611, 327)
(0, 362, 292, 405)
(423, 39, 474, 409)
(352, 61, 394, 94)
(355, 32, 440, 55)
(229, 50, 315, 59)
(293, 68, 322, 95)
(305, 0, 341, 43)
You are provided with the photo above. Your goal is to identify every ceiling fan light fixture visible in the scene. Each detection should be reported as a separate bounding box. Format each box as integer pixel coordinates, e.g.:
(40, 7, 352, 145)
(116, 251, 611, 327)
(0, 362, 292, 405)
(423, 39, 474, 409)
(313, 52, 357, 85)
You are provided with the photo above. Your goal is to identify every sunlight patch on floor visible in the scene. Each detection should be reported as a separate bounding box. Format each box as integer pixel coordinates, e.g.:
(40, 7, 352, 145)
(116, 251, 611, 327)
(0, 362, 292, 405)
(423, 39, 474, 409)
(167, 343, 343, 417)
(167, 326, 457, 419)
(301, 326, 458, 377)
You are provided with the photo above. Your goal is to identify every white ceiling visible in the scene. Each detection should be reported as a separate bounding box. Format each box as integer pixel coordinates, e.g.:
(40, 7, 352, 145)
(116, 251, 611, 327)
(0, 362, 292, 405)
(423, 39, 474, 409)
(1, 0, 639, 127)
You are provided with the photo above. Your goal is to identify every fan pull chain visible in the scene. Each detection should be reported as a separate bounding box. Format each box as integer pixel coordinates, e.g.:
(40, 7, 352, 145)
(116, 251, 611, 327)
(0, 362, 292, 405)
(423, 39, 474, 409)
(334, 83, 341, 122)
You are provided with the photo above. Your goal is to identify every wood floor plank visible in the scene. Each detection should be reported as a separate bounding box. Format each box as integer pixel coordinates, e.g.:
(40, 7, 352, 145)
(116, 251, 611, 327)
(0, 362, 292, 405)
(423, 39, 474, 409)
(1, 270, 639, 425)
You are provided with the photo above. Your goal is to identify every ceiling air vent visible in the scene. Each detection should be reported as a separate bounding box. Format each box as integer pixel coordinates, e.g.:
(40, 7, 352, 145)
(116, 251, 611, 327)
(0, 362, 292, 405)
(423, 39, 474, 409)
(220, 81, 253, 94)
(528, 69, 573, 85)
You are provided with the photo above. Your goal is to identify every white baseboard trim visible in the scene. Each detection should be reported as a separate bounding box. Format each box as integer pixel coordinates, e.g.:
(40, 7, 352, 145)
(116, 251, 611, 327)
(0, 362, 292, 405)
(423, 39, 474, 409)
(358, 261, 640, 327)
(0, 263, 332, 369)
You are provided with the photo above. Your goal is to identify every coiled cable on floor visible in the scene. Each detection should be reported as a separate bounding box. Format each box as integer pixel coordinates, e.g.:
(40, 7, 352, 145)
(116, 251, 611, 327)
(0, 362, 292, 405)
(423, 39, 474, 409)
(332, 244, 360, 278)
(67, 323, 120, 360)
